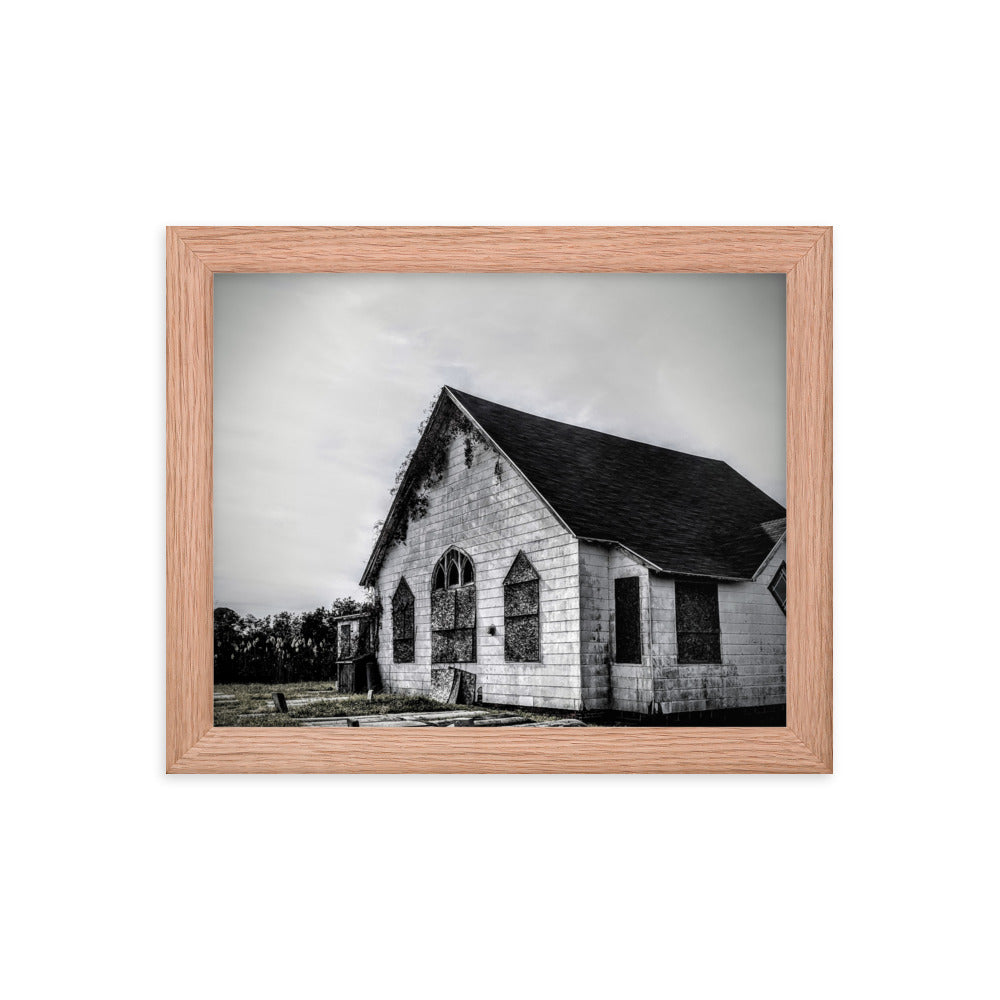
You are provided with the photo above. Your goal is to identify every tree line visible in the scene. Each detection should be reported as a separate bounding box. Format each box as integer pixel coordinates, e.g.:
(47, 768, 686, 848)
(213, 598, 374, 684)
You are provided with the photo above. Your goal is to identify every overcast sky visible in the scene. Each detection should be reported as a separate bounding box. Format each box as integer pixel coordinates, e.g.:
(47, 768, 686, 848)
(214, 273, 785, 616)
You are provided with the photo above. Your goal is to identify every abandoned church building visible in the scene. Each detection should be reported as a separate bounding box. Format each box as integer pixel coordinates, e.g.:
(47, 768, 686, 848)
(357, 387, 787, 719)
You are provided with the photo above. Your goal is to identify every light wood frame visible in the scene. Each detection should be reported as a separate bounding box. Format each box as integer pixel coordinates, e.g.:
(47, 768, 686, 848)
(167, 227, 832, 773)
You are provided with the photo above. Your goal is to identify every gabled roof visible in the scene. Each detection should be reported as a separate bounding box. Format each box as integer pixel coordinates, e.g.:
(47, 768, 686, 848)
(449, 388, 785, 580)
(361, 387, 786, 585)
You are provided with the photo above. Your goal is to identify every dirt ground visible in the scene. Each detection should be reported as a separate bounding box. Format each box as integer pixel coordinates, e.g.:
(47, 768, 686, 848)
(213, 682, 576, 727)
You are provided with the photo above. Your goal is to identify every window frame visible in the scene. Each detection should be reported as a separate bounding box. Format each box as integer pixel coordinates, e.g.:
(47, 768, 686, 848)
(432, 548, 475, 592)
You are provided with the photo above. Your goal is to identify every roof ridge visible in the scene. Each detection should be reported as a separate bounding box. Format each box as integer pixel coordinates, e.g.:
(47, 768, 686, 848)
(445, 386, 725, 465)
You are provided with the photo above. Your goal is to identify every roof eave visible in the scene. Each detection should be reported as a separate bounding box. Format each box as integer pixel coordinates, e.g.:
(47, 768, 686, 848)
(362, 387, 783, 589)
(361, 386, 579, 588)
(358, 389, 453, 588)
(575, 536, 663, 573)
(577, 537, 754, 582)
(751, 529, 788, 581)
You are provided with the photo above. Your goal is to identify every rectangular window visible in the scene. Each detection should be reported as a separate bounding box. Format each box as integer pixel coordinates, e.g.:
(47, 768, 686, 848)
(614, 576, 642, 664)
(675, 580, 721, 664)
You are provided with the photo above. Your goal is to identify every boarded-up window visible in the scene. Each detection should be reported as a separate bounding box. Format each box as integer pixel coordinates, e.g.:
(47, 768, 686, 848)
(431, 548, 476, 663)
(675, 580, 721, 664)
(392, 577, 415, 663)
(768, 562, 787, 615)
(504, 551, 539, 662)
(614, 576, 642, 663)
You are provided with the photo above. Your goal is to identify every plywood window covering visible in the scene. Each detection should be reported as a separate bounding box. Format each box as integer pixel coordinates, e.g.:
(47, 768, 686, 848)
(614, 576, 642, 664)
(504, 551, 540, 662)
(391, 577, 415, 663)
(430, 548, 476, 663)
(675, 580, 721, 664)
(769, 562, 787, 615)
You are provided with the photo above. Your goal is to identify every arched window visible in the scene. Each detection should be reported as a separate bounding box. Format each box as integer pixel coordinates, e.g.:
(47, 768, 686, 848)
(432, 548, 474, 591)
(430, 548, 476, 663)
(504, 551, 540, 662)
(391, 577, 415, 663)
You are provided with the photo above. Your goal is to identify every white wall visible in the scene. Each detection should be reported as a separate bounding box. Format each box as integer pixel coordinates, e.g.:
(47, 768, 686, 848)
(376, 418, 582, 709)
(579, 541, 612, 709)
(578, 542, 658, 712)
(648, 540, 787, 714)
(582, 541, 786, 715)
(6, 9, 996, 1000)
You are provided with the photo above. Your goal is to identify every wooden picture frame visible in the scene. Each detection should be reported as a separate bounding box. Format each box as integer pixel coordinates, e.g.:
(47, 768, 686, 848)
(167, 226, 832, 773)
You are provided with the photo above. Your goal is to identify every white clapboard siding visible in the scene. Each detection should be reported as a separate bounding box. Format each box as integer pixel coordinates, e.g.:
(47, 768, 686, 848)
(375, 431, 582, 710)
(578, 541, 654, 713)
(648, 538, 787, 713)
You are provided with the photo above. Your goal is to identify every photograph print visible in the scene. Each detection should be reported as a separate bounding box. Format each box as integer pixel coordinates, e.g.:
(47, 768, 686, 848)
(213, 273, 787, 729)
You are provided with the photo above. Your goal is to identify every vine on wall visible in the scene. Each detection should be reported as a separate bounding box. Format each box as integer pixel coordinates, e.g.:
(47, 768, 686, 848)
(380, 403, 492, 553)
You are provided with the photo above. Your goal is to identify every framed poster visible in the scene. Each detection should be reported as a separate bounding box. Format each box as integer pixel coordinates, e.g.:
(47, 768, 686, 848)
(167, 227, 831, 773)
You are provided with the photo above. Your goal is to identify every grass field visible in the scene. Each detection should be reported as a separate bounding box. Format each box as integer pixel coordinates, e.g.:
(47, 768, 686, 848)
(213, 681, 568, 726)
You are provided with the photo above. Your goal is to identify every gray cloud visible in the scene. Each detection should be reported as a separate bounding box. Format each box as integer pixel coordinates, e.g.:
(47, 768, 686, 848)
(214, 273, 785, 615)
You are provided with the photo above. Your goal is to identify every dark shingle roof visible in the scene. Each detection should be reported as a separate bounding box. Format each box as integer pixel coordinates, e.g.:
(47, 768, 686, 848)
(448, 387, 785, 580)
